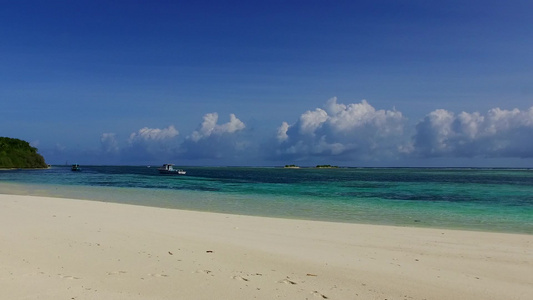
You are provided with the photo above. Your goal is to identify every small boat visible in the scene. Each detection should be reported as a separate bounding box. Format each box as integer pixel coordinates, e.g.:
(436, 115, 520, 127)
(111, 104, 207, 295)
(158, 164, 186, 175)
(71, 164, 81, 171)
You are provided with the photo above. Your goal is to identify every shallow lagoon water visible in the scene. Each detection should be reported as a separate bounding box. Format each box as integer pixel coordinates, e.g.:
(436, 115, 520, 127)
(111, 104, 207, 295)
(1, 166, 532, 234)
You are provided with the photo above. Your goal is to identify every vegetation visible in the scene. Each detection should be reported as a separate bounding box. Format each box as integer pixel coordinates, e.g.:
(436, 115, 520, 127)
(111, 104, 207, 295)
(284, 164, 300, 168)
(0, 137, 48, 169)
(315, 164, 339, 168)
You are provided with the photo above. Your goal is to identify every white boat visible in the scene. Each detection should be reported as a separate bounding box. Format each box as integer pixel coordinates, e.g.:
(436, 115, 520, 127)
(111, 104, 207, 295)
(158, 164, 186, 175)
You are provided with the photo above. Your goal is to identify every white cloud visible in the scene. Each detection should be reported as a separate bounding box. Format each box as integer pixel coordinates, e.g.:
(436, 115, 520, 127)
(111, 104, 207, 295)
(128, 125, 179, 143)
(325, 98, 391, 131)
(298, 108, 328, 135)
(100, 133, 119, 153)
(189, 113, 245, 142)
(112, 125, 182, 163)
(88, 101, 533, 166)
(219, 113, 246, 134)
(181, 113, 247, 160)
(277, 121, 289, 142)
(413, 106, 533, 157)
(190, 113, 217, 142)
(274, 97, 408, 161)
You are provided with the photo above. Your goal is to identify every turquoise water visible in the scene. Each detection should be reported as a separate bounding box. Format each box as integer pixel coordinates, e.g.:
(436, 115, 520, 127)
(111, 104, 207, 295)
(1, 166, 532, 234)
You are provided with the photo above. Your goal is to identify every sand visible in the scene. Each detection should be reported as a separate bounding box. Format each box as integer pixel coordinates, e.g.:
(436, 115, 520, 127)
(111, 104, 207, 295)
(0, 194, 531, 300)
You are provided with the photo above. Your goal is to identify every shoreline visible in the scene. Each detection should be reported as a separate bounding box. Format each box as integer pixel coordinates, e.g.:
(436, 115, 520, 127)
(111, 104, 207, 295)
(1, 193, 532, 299)
(1, 181, 531, 235)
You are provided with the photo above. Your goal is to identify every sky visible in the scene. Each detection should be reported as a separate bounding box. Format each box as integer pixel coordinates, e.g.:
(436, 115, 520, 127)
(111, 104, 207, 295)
(1, 0, 532, 167)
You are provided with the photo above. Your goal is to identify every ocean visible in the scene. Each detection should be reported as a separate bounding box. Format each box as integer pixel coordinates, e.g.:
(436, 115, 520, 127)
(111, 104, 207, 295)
(1, 166, 532, 234)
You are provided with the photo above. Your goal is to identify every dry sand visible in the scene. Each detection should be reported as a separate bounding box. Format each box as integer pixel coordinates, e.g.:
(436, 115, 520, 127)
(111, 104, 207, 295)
(0, 194, 531, 299)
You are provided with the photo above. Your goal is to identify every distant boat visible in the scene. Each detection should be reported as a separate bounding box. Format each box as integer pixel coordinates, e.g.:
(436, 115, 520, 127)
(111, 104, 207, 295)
(71, 164, 81, 171)
(158, 164, 186, 175)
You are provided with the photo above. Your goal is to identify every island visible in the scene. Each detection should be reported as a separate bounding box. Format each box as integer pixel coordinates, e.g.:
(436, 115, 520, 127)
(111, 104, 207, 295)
(315, 164, 339, 168)
(0, 137, 48, 169)
(283, 164, 300, 169)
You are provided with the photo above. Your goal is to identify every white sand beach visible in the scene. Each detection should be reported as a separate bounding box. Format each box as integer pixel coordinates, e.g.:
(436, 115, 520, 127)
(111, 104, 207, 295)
(1, 194, 531, 299)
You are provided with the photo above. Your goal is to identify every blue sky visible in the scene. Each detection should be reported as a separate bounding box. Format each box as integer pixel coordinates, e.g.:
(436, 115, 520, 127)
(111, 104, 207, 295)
(1, 0, 532, 167)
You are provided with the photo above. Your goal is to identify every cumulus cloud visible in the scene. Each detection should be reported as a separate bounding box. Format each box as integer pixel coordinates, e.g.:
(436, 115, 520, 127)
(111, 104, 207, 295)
(413, 106, 533, 158)
(274, 97, 408, 161)
(87, 100, 532, 166)
(116, 125, 181, 163)
(189, 113, 245, 142)
(181, 113, 247, 159)
(298, 108, 329, 136)
(277, 121, 289, 142)
(128, 125, 179, 143)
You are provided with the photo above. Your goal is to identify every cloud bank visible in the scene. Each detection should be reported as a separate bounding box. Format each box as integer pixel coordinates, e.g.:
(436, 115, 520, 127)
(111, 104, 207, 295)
(413, 107, 533, 158)
(83, 98, 533, 166)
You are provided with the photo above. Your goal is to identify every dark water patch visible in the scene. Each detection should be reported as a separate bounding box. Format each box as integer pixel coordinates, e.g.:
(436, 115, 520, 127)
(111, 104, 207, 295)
(339, 182, 392, 189)
(378, 193, 476, 203)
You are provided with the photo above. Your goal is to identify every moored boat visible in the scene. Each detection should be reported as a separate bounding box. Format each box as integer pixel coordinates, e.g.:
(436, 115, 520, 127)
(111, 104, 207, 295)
(158, 164, 186, 175)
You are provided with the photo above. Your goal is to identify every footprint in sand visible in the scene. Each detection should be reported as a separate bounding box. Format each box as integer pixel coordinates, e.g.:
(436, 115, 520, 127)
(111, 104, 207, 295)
(311, 290, 328, 299)
(59, 274, 80, 280)
(147, 273, 169, 277)
(106, 271, 127, 275)
(278, 278, 297, 285)
(231, 275, 249, 281)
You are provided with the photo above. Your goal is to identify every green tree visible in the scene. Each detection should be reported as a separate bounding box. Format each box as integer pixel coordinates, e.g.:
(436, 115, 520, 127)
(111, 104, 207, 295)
(0, 137, 48, 168)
